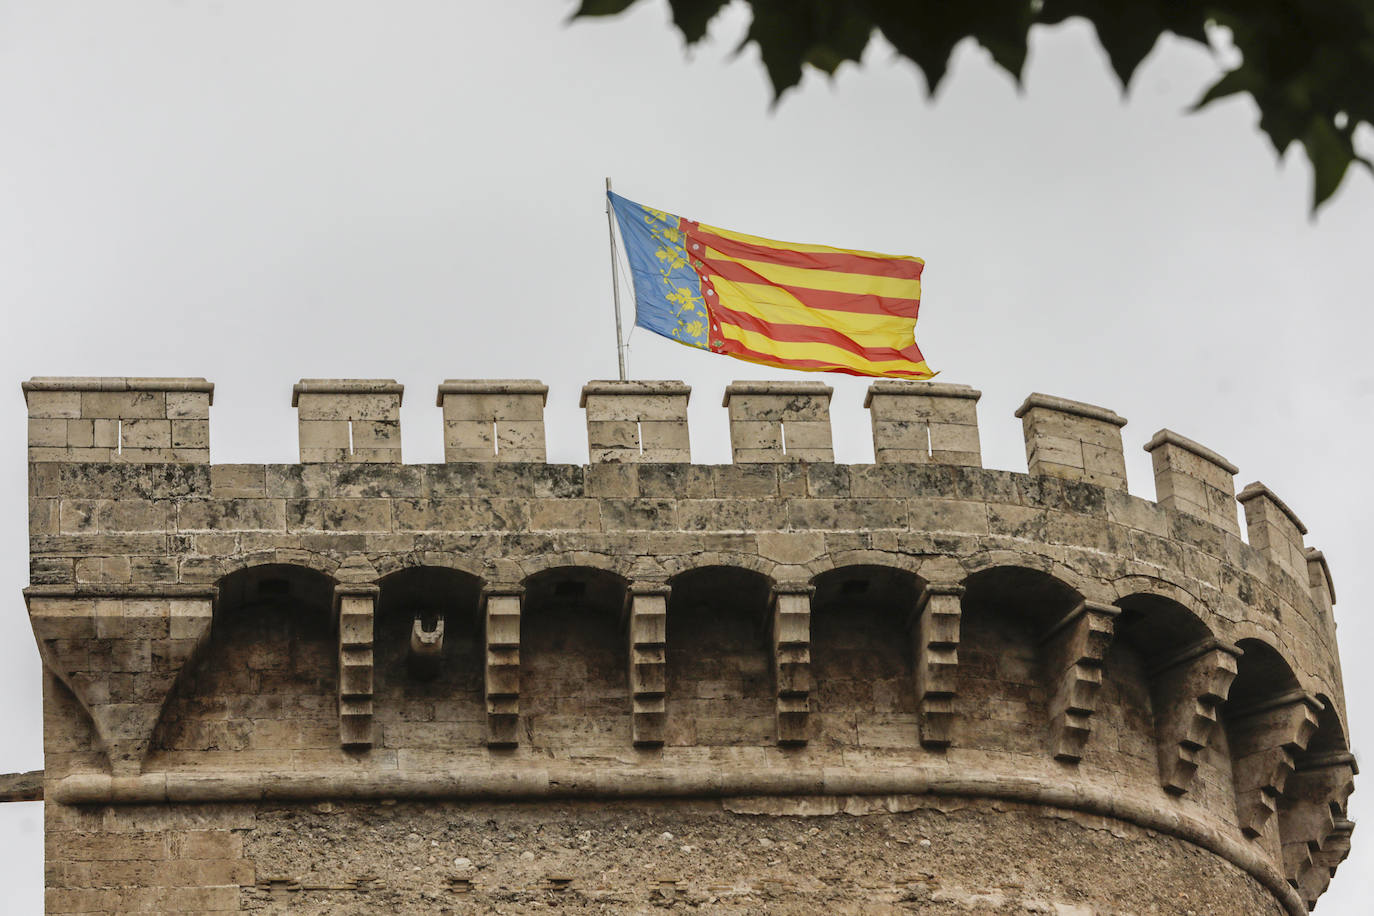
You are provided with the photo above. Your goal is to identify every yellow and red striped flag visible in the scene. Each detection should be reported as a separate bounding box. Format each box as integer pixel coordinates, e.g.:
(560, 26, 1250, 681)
(609, 192, 933, 379)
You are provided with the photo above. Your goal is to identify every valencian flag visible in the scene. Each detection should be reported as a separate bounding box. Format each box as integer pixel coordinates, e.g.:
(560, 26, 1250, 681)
(608, 192, 934, 379)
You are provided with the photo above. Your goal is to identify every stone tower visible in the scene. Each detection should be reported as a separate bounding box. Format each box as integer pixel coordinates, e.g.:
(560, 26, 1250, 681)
(22, 375, 1355, 914)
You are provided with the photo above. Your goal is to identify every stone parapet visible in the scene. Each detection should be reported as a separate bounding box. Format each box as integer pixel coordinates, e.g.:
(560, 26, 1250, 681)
(23, 377, 214, 464)
(723, 381, 833, 462)
(1144, 429, 1241, 535)
(580, 380, 691, 463)
(437, 379, 548, 462)
(1238, 482, 1309, 582)
(865, 380, 981, 466)
(292, 379, 404, 464)
(1015, 392, 1128, 490)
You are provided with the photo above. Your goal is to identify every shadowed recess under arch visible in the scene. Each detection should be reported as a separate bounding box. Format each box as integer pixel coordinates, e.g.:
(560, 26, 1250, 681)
(520, 566, 631, 750)
(810, 565, 924, 749)
(151, 564, 338, 761)
(666, 566, 774, 746)
(956, 566, 1085, 758)
(1223, 638, 1318, 844)
(1112, 592, 1234, 800)
(373, 566, 485, 753)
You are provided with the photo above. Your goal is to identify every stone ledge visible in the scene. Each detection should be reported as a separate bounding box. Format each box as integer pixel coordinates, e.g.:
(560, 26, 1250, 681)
(22, 584, 219, 602)
(436, 379, 548, 406)
(1306, 548, 1336, 603)
(722, 381, 833, 406)
(23, 377, 215, 402)
(292, 379, 404, 405)
(1237, 482, 1308, 535)
(48, 765, 1305, 916)
(0, 770, 43, 803)
(1015, 393, 1127, 427)
(1143, 429, 1240, 474)
(579, 381, 692, 406)
(863, 381, 981, 405)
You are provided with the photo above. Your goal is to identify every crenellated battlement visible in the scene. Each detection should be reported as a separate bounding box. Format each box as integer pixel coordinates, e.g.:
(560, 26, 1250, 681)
(18, 375, 1338, 587)
(22, 376, 1356, 915)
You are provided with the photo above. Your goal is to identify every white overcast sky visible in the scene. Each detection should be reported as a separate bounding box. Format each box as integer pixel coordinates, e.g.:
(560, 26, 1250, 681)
(2, 2, 1372, 912)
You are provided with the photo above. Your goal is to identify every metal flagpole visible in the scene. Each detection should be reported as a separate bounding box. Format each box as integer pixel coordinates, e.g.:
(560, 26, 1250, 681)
(605, 177, 627, 381)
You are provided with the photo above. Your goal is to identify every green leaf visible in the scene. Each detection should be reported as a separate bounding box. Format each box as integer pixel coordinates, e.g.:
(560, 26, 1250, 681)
(970, 0, 1033, 85)
(666, 0, 732, 45)
(1301, 115, 1358, 213)
(1039, 1, 1207, 89)
(578, 0, 1374, 211)
(739, 2, 811, 101)
(571, 0, 641, 17)
(866, 1, 981, 96)
(1191, 66, 1261, 112)
(805, 8, 873, 76)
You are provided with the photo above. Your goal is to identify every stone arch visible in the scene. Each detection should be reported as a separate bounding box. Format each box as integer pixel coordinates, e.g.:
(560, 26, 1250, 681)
(1112, 591, 1234, 799)
(957, 565, 1108, 762)
(660, 551, 778, 582)
(372, 551, 488, 583)
(961, 550, 1112, 605)
(150, 563, 340, 764)
(665, 565, 775, 746)
(1221, 638, 1321, 847)
(1281, 692, 1357, 907)
(1309, 694, 1350, 757)
(372, 566, 486, 753)
(808, 550, 924, 578)
(519, 566, 632, 750)
(217, 549, 340, 582)
(809, 564, 925, 750)
(516, 551, 639, 583)
(1111, 574, 1208, 613)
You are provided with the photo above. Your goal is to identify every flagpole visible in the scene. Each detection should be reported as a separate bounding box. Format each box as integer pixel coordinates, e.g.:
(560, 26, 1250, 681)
(605, 177, 627, 381)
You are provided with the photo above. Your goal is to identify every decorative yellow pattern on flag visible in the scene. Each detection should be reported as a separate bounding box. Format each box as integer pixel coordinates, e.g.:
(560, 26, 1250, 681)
(609, 192, 933, 379)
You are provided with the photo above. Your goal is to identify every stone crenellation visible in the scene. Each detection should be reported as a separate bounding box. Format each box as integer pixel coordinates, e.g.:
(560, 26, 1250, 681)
(21, 376, 1356, 915)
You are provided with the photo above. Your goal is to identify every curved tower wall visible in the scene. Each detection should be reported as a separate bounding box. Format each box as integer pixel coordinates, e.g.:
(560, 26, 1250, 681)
(23, 376, 1355, 914)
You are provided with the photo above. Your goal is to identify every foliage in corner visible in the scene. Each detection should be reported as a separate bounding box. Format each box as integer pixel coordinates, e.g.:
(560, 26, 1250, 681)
(573, 0, 1374, 212)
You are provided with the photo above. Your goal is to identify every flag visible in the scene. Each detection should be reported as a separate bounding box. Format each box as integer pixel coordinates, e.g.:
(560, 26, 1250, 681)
(608, 192, 934, 379)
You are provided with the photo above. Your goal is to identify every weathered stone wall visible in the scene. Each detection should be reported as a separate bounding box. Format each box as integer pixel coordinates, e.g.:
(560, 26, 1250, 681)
(50, 797, 1291, 914)
(24, 377, 1356, 914)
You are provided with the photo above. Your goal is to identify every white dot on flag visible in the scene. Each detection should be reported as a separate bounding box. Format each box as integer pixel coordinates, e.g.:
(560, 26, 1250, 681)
(692, 244, 699, 250)
(707, 290, 714, 296)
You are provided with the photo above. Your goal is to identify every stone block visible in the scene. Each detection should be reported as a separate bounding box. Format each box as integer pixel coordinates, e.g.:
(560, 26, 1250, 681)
(1015, 393, 1127, 490)
(771, 585, 813, 745)
(1144, 429, 1240, 535)
(119, 419, 172, 449)
(910, 584, 964, 748)
(723, 381, 833, 463)
(28, 418, 68, 448)
(27, 587, 216, 776)
(336, 586, 377, 749)
(25, 389, 82, 419)
(23, 377, 213, 463)
(627, 586, 669, 746)
(1237, 482, 1309, 582)
(580, 380, 691, 462)
(292, 379, 403, 463)
(438, 380, 549, 461)
(484, 588, 523, 747)
(866, 381, 982, 466)
(1043, 600, 1120, 762)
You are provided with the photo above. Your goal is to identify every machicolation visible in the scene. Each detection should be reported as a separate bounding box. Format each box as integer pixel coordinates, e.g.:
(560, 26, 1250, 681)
(21, 375, 1355, 914)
